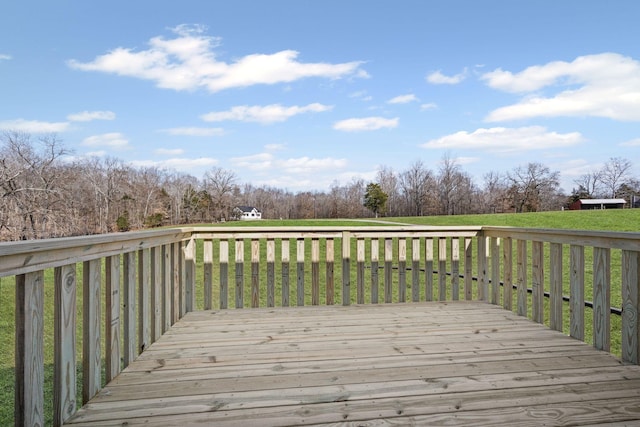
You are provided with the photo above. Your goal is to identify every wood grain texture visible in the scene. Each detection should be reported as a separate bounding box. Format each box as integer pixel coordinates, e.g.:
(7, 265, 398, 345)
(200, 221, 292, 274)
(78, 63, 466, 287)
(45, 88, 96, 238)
(622, 250, 640, 364)
(67, 302, 640, 426)
(570, 244, 585, 341)
(593, 246, 611, 352)
(82, 259, 102, 404)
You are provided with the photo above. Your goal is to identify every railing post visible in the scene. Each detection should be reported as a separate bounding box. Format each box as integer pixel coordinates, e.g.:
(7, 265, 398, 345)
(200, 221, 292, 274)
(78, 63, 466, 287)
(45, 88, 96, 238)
(342, 231, 351, 305)
(15, 272, 44, 427)
(622, 250, 640, 364)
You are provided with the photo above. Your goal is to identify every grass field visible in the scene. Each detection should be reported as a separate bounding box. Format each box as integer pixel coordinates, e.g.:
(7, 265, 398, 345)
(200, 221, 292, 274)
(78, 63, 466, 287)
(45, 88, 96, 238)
(2, 209, 639, 425)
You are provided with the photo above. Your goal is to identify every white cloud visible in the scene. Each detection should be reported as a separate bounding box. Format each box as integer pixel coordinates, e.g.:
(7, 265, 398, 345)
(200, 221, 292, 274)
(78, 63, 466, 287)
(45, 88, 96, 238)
(155, 148, 185, 156)
(483, 53, 640, 122)
(82, 132, 130, 149)
(265, 143, 286, 151)
(0, 54, 11, 61)
(333, 116, 399, 132)
(67, 110, 115, 122)
(620, 137, 640, 147)
(349, 90, 373, 101)
(201, 103, 333, 124)
(420, 103, 438, 111)
(421, 126, 583, 153)
(161, 127, 224, 136)
(131, 157, 218, 169)
(426, 69, 467, 85)
(388, 94, 418, 104)
(68, 25, 367, 92)
(230, 152, 347, 174)
(0, 119, 69, 133)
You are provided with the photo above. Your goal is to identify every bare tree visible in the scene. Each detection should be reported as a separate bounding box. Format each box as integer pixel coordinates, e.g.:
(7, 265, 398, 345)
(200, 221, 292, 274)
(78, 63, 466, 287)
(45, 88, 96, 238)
(600, 157, 632, 198)
(376, 166, 400, 216)
(573, 170, 603, 198)
(399, 160, 434, 216)
(0, 132, 69, 239)
(507, 162, 560, 213)
(203, 167, 238, 221)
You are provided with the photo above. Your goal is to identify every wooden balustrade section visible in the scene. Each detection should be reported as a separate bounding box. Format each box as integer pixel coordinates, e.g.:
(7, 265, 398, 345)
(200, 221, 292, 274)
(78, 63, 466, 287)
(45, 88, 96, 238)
(1, 225, 640, 425)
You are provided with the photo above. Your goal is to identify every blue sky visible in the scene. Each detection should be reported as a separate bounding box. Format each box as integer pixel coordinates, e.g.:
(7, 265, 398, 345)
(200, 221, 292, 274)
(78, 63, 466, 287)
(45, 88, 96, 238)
(2, 1, 640, 192)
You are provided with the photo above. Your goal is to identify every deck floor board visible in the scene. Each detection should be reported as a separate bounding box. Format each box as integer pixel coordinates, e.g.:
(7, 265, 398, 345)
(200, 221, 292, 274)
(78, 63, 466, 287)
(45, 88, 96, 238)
(67, 301, 640, 426)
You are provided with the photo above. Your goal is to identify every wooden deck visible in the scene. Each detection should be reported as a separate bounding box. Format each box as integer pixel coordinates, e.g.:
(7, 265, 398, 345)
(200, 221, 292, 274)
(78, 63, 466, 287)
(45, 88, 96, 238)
(67, 301, 640, 426)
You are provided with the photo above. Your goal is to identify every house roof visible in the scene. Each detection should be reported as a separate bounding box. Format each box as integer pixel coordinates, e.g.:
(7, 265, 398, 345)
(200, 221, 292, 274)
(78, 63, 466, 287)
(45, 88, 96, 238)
(236, 206, 260, 213)
(578, 199, 626, 204)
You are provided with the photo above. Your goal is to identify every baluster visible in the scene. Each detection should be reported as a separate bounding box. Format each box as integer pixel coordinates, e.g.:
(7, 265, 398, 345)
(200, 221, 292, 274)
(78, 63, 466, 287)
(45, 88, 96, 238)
(203, 239, 213, 310)
(531, 241, 544, 324)
(425, 238, 434, 301)
(398, 238, 407, 303)
(549, 243, 563, 332)
(412, 238, 421, 302)
(297, 238, 305, 306)
(311, 238, 320, 305)
(104, 257, 120, 382)
(516, 240, 528, 317)
(357, 238, 365, 304)
(464, 237, 473, 301)
(384, 238, 393, 303)
(138, 248, 150, 354)
(282, 239, 290, 307)
(235, 239, 245, 308)
(54, 264, 77, 426)
(622, 249, 640, 364)
(451, 237, 460, 301)
(15, 271, 45, 426)
(326, 238, 334, 305)
(252, 239, 260, 308)
(267, 239, 275, 307)
(370, 238, 379, 304)
(342, 231, 351, 306)
(219, 240, 229, 309)
(491, 237, 500, 305)
(438, 237, 447, 301)
(83, 259, 101, 404)
(152, 247, 162, 342)
(593, 247, 611, 352)
(123, 252, 136, 366)
(502, 237, 513, 310)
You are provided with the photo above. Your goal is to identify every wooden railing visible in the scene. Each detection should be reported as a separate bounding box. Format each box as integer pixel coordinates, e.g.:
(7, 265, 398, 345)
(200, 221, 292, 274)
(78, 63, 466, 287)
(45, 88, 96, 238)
(1, 225, 639, 426)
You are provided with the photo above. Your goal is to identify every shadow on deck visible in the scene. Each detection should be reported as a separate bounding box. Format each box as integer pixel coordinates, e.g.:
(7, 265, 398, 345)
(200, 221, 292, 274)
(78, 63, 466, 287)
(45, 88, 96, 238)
(68, 302, 640, 426)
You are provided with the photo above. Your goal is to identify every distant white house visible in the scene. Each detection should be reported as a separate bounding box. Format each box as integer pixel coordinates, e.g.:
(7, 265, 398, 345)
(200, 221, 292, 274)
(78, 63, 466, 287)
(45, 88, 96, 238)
(234, 206, 262, 220)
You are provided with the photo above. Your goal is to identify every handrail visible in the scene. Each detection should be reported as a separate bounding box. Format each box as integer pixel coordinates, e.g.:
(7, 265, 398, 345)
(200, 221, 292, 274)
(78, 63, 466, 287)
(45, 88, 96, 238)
(2, 224, 640, 426)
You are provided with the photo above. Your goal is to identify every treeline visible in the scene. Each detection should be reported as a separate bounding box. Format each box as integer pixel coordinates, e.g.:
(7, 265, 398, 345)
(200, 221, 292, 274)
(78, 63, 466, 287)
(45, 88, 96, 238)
(1, 131, 637, 241)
